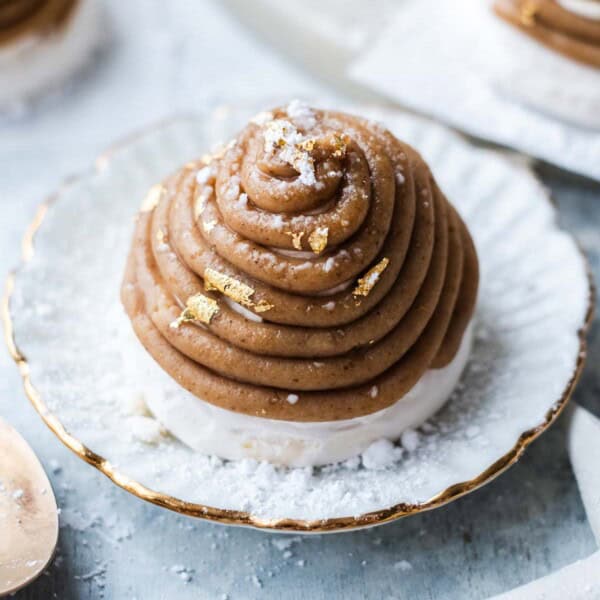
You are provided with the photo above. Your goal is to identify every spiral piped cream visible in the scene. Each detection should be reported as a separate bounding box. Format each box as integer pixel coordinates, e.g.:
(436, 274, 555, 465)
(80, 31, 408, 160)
(121, 103, 478, 436)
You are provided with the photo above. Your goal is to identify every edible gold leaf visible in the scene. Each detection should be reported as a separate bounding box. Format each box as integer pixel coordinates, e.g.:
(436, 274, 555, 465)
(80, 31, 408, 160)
(308, 226, 329, 254)
(170, 293, 219, 328)
(204, 268, 273, 313)
(332, 134, 348, 158)
(254, 300, 275, 313)
(352, 258, 390, 298)
(299, 138, 316, 152)
(204, 268, 255, 307)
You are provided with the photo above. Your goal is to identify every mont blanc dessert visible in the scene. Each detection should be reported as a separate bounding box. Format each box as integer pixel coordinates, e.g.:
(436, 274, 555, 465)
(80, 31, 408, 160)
(0, 0, 102, 110)
(121, 103, 479, 467)
(494, 0, 600, 67)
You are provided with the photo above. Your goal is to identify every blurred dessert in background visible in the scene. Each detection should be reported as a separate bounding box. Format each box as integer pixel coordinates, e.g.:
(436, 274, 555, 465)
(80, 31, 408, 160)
(494, 0, 600, 67)
(489, 0, 600, 130)
(0, 0, 104, 112)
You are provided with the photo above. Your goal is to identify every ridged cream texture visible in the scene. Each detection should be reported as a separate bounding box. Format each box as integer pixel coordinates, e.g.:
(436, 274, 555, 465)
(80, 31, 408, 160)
(121, 104, 479, 424)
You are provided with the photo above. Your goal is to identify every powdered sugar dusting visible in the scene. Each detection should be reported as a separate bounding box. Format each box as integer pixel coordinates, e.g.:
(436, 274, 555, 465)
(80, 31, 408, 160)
(400, 429, 420, 453)
(286, 99, 317, 129)
(262, 118, 317, 186)
(361, 439, 402, 470)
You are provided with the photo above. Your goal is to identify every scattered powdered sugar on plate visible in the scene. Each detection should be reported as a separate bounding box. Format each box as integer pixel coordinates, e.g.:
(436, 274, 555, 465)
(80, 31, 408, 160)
(400, 429, 420, 453)
(9, 109, 590, 525)
(126, 415, 165, 445)
(394, 560, 413, 571)
(361, 439, 402, 470)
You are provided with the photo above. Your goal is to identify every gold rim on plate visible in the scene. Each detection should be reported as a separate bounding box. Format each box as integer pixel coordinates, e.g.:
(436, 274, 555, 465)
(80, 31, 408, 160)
(1, 120, 595, 533)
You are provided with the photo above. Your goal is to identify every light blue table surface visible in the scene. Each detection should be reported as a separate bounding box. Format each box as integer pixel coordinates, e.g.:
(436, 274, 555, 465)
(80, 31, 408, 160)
(1, 2, 599, 598)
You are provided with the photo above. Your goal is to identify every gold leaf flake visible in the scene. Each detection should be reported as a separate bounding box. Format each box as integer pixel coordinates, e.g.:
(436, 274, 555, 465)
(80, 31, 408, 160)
(286, 231, 305, 250)
(332, 134, 347, 158)
(204, 268, 273, 313)
(352, 258, 390, 298)
(299, 138, 316, 152)
(308, 226, 329, 254)
(140, 184, 163, 213)
(170, 293, 219, 328)
(264, 120, 289, 149)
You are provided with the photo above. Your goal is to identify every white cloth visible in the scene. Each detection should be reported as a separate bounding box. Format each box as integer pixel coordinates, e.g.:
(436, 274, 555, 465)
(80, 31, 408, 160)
(489, 551, 600, 599)
(489, 404, 600, 599)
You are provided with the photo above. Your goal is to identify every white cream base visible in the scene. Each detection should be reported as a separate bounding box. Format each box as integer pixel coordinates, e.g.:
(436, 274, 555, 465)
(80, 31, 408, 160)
(0, 0, 104, 110)
(136, 321, 474, 467)
(556, 0, 600, 20)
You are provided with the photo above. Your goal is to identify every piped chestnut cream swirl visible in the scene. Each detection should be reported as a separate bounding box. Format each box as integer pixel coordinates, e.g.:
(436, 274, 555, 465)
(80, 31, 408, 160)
(494, 0, 600, 67)
(121, 103, 479, 422)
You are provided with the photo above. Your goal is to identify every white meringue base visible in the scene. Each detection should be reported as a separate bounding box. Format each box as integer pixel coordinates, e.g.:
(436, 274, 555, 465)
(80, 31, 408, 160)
(0, 0, 104, 111)
(135, 321, 474, 467)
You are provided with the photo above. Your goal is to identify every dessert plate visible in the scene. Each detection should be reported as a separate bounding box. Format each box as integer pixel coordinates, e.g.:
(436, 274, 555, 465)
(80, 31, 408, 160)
(3, 106, 593, 532)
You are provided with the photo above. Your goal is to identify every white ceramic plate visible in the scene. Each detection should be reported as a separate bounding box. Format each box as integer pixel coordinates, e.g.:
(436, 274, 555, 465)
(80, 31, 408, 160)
(4, 106, 592, 532)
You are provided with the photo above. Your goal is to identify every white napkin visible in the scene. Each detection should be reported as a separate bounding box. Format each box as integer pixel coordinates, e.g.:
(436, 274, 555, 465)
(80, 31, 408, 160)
(490, 552, 600, 599)
(349, 0, 600, 181)
(566, 404, 600, 545)
(489, 404, 600, 599)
